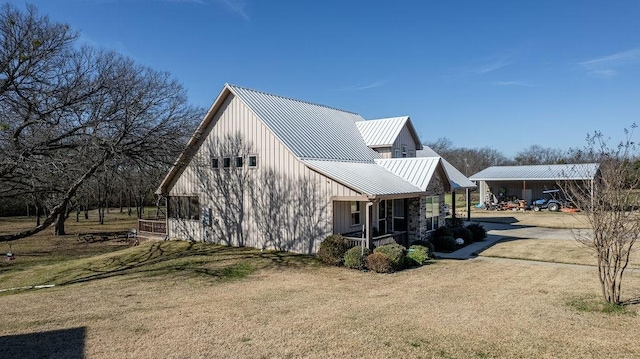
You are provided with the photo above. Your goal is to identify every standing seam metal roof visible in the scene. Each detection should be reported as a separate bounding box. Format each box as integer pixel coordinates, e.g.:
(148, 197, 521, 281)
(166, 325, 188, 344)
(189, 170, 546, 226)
(375, 157, 441, 190)
(416, 148, 476, 189)
(302, 160, 424, 196)
(229, 84, 379, 162)
(469, 163, 600, 181)
(355, 116, 409, 147)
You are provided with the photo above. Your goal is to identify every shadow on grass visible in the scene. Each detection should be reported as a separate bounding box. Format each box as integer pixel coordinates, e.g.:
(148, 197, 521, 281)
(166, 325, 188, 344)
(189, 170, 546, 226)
(54, 242, 321, 286)
(0, 327, 85, 359)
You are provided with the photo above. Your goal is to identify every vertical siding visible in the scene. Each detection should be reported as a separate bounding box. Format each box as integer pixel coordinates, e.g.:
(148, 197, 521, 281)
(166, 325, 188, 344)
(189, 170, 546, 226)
(333, 200, 366, 235)
(168, 94, 363, 253)
(392, 124, 419, 157)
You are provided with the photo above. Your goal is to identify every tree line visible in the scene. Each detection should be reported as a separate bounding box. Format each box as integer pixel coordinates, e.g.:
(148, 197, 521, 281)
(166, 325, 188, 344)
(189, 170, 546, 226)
(0, 4, 202, 240)
(425, 137, 598, 176)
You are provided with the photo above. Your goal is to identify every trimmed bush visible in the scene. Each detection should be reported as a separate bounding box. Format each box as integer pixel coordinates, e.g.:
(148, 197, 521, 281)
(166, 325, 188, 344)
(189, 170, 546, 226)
(451, 226, 474, 244)
(365, 252, 393, 273)
(374, 243, 407, 269)
(431, 235, 456, 252)
(433, 226, 453, 239)
(411, 240, 435, 257)
(344, 246, 371, 270)
(317, 234, 349, 266)
(466, 223, 487, 241)
(406, 245, 430, 267)
(445, 216, 463, 228)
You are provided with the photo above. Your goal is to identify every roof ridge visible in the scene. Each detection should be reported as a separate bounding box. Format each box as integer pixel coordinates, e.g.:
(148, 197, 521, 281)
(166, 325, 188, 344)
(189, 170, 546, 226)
(226, 83, 361, 116)
(363, 116, 409, 122)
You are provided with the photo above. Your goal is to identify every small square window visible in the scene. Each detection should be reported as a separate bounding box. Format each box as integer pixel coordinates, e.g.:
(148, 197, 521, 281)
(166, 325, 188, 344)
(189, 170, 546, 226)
(211, 157, 219, 169)
(401, 144, 408, 158)
(248, 156, 257, 167)
(235, 156, 243, 167)
(223, 157, 231, 168)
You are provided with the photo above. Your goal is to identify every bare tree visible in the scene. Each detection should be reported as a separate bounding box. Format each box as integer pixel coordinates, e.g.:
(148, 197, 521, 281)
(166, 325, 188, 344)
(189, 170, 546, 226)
(424, 137, 510, 176)
(514, 144, 566, 165)
(561, 125, 640, 305)
(0, 4, 200, 241)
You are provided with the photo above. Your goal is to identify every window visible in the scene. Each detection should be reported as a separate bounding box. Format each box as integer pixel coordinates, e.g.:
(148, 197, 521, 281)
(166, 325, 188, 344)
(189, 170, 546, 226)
(408, 150, 415, 157)
(378, 200, 387, 234)
(223, 157, 231, 168)
(211, 157, 219, 169)
(351, 201, 361, 226)
(235, 156, 243, 168)
(401, 144, 408, 158)
(394, 148, 400, 158)
(425, 196, 440, 231)
(392, 198, 406, 231)
(248, 155, 257, 167)
(168, 196, 200, 220)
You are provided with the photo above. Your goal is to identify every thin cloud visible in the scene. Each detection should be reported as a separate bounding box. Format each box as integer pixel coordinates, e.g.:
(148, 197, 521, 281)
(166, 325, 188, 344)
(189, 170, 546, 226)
(335, 80, 389, 92)
(579, 48, 640, 78)
(475, 59, 512, 75)
(493, 80, 534, 87)
(214, 0, 250, 21)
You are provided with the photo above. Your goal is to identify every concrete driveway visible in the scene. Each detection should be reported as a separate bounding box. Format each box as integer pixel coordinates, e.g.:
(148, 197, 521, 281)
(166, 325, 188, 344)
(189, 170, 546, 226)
(481, 222, 590, 241)
(434, 221, 592, 260)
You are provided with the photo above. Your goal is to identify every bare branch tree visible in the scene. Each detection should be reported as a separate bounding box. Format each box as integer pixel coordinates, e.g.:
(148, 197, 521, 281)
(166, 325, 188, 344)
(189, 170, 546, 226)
(561, 125, 640, 305)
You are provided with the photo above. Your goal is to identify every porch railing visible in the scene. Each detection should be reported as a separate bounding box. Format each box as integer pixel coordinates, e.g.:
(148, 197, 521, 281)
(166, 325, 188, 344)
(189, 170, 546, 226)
(343, 231, 408, 248)
(138, 219, 167, 236)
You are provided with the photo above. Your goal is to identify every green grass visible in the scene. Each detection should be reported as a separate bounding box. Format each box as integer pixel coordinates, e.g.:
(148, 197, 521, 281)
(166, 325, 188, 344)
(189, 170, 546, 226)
(566, 295, 635, 315)
(0, 241, 321, 290)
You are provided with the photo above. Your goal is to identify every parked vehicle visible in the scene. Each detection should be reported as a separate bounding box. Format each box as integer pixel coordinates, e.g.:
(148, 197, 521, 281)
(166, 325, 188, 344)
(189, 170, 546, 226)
(531, 189, 566, 212)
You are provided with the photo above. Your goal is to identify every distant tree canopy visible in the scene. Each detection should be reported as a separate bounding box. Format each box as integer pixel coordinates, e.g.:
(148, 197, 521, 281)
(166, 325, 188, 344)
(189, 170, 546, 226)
(0, 4, 202, 240)
(425, 138, 596, 176)
(425, 137, 510, 176)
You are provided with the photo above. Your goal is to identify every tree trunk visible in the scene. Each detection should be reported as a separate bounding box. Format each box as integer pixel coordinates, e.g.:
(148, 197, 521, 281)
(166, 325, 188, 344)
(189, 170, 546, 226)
(35, 204, 41, 227)
(54, 202, 67, 235)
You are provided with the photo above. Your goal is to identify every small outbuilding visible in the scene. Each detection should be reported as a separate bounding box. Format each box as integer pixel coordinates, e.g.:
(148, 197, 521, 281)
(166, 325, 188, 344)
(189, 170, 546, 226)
(469, 163, 600, 207)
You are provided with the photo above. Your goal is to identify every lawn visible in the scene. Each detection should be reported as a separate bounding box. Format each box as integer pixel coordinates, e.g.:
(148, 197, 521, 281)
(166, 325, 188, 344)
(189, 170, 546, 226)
(2, 212, 640, 358)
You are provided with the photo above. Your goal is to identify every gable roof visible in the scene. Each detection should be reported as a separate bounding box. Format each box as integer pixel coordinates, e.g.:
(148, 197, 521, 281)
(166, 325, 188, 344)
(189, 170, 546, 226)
(416, 147, 476, 189)
(158, 84, 439, 198)
(355, 116, 422, 149)
(375, 157, 442, 190)
(469, 163, 600, 181)
(303, 160, 425, 197)
(230, 85, 378, 162)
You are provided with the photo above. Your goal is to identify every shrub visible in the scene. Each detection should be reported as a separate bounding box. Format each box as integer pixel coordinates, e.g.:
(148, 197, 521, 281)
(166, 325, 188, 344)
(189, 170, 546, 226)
(406, 245, 430, 267)
(434, 226, 453, 239)
(411, 240, 435, 257)
(466, 223, 487, 241)
(431, 235, 456, 252)
(317, 234, 349, 266)
(344, 246, 371, 270)
(451, 226, 474, 244)
(365, 252, 393, 273)
(445, 216, 463, 228)
(374, 243, 407, 269)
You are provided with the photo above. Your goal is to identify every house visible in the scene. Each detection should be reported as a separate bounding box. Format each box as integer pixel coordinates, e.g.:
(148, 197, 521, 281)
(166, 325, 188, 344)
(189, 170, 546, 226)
(151, 84, 471, 254)
(469, 163, 600, 206)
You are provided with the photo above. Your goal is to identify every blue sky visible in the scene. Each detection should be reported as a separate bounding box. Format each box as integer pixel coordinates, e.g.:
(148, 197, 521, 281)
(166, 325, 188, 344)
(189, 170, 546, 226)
(7, 0, 640, 156)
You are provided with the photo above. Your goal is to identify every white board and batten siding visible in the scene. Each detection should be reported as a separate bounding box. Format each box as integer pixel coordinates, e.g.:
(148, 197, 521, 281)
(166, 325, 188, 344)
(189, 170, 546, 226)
(168, 93, 362, 253)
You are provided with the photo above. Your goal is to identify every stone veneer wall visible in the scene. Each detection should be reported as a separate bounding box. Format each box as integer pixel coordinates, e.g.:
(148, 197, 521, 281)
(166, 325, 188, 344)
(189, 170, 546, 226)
(407, 173, 446, 243)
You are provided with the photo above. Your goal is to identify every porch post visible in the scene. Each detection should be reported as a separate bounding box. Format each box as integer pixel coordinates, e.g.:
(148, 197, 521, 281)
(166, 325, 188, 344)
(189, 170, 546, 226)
(451, 190, 456, 219)
(466, 188, 471, 222)
(365, 202, 373, 249)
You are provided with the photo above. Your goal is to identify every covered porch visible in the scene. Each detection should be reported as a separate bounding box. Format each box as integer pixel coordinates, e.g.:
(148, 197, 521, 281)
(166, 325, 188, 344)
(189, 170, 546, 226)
(333, 194, 441, 250)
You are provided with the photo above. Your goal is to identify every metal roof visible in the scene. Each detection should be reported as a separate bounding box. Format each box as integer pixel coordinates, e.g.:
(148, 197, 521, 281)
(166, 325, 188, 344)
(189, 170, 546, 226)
(229, 85, 378, 162)
(416, 147, 477, 189)
(302, 160, 424, 197)
(355, 116, 409, 147)
(375, 157, 441, 190)
(469, 163, 600, 181)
